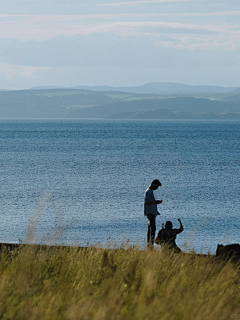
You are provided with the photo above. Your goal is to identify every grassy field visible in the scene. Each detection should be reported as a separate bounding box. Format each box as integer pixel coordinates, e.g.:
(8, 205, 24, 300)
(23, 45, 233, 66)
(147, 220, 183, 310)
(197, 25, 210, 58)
(0, 244, 239, 320)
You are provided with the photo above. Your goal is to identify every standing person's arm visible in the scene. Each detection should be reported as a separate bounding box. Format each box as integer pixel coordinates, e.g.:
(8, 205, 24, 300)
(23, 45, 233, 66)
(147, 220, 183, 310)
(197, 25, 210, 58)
(144, 189, 162, 205)
(145, 200, 162, 205)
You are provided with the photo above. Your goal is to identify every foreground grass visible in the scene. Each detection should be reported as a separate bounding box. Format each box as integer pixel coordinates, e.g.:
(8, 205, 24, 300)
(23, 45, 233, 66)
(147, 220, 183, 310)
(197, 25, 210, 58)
(0, 244, 239, 320)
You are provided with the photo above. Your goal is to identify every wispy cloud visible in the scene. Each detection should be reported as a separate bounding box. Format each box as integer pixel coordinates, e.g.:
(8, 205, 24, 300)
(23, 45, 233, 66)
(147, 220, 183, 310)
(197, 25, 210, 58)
(0, 10, 240, 53)
(88, 21, 231, 34)
(0, 13, 169, 21)
(159, 33, 240, 50)
(175, 10, 240, 16)
(0, 16, 239, 42)
(101, 0, 192, 6)
(1, 10, 240, 23)
(0, 1, 239, 87)
(0, 63, 49, 79)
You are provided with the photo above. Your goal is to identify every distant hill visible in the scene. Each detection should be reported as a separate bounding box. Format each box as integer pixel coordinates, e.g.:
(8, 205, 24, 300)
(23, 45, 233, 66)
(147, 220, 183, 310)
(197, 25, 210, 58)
(107, 109, 240, 120)
(221, 86, 240, 104)
(231, 88, 240, 94)
(74, 82, 238, 95)
(223, 94, 240, 104)
(0, 89, 117, 118)
(66, 97, 240, 119)
(0, 88, 239, 119)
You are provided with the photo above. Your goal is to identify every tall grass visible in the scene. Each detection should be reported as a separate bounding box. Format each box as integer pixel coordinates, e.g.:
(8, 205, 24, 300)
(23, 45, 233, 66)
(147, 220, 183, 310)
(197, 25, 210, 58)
(0, 244, 239, 320)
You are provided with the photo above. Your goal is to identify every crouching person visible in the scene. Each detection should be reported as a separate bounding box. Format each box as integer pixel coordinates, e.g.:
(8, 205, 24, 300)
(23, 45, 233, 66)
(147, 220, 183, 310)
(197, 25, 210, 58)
(155, 219, 184, 252)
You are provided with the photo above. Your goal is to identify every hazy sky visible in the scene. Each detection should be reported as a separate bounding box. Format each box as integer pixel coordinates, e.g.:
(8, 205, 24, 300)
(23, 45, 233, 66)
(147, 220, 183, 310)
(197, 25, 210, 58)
(0, 0, 240, 89)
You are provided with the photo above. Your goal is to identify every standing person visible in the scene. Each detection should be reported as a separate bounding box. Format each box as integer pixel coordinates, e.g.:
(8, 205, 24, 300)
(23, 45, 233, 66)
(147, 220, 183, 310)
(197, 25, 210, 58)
(144, 179, 162, 247)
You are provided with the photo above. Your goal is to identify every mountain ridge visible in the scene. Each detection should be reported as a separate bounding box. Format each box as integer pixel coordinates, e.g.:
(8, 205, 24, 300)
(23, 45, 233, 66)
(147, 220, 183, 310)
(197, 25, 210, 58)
(0, 88, 239, 119)
(27, 82, 239, 95)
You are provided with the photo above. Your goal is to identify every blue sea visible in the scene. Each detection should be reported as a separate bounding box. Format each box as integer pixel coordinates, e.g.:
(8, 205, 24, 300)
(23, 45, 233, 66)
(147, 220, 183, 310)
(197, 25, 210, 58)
(0, 119, 239, 254)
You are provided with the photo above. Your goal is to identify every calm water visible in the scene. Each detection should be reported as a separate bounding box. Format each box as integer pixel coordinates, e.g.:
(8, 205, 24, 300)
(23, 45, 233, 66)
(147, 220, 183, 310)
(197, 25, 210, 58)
(0, 119, 239, 254)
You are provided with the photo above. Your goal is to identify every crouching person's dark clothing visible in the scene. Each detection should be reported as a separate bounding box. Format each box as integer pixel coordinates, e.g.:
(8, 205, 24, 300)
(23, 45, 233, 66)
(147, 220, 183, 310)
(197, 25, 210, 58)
(155, 225, 183, 252)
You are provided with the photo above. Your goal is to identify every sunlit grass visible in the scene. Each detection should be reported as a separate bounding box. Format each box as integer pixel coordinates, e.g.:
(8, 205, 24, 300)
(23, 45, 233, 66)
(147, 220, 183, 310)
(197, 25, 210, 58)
(0, 244, 239, 320)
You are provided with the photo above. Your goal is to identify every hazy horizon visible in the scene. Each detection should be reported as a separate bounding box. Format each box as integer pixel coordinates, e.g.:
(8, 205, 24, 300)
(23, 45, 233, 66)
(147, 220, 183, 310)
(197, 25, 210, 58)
(1, 81, 239, 92)
(0, 81, 238, 91)
(0, 0, 240, 89)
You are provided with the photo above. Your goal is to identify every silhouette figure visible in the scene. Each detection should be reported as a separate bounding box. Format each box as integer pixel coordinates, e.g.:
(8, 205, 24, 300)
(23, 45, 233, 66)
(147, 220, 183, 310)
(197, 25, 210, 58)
(216, 243, 240, 262)
(144, 179, 162, 247)
(155, 219, 184, 252)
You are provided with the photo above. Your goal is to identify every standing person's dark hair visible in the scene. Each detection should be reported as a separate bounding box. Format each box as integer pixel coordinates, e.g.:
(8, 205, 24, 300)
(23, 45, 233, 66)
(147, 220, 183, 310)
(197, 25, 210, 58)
(144, 179, 162, 247)
(151, 179, 161, 189)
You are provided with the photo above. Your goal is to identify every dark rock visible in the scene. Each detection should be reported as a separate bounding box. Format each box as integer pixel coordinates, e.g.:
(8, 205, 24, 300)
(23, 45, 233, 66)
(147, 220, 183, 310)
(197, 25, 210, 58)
(216, 244, 240, 262)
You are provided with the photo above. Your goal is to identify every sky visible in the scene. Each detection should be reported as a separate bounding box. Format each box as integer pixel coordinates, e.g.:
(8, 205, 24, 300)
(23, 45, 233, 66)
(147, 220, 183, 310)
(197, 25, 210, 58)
(0, 0, 240, 89)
